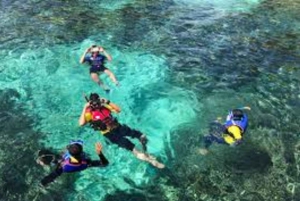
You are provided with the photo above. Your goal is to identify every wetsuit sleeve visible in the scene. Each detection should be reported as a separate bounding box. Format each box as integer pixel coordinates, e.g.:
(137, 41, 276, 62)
(87, 152, 109, 167)
(41, 165, 63, 186)
(104, 102, 121, 113)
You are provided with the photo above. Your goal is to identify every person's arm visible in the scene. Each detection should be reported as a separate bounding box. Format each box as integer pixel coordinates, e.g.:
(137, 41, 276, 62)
(80, 48, 90, 64)
(87, 143, 109, 167)
(79, 103, 90, 126)
(105, 102, 121, 113)
(100, 98, 121, 113)
(40, 165, 63, 187)
(98, 47, 112, 61)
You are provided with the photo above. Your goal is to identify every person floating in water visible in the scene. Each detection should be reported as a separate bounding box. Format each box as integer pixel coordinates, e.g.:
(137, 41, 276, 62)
(37, 140, 109, 187)
(79, 93, 165, 169)
(80, 45, 119, 93)
(198, 107, 250, 155)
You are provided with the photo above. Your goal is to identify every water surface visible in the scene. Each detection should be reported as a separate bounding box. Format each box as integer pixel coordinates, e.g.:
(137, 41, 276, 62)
(0, 0, 300, 200)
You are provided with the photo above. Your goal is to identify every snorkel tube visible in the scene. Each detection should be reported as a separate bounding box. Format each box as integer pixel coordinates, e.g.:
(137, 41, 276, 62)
(238, 106, 251, 111)
(84, 94, 89, 102)
(83, 93, 116, 112)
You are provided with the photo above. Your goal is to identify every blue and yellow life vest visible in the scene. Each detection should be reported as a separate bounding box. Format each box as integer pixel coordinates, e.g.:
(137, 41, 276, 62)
(61, 151, 88, 173)
(223, 110, 248, 145)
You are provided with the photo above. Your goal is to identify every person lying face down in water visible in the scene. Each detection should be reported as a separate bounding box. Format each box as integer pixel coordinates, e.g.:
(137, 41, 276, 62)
(79, 45, 119, 93)
(37, 140, 109, 187)
(79, 93, 165, 169)
(198, 107, 250, 155)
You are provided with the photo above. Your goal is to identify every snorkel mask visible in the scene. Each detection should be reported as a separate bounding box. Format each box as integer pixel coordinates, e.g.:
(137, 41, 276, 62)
(89, 93, 102, 109)
(90, 45, 100, 53)
(67, 140, 84, 163)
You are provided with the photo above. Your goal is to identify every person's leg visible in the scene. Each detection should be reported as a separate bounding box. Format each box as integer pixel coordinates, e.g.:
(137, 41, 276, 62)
(90, 72, 110, 92)
(203, 135, 213, 148)
(132, 148, 165, 169)
(104, 68, 119, 86)
(197, 135, 212, 155)
(120, 125, 143, 139)
(105, 130, 164, 168)
(198, 133, 227, 155)
(119, 125, 147, 151)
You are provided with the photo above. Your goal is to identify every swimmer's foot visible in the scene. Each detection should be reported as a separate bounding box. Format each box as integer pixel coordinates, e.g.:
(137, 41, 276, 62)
(101, 85, 110, 93)
(150, 159, 165, 169)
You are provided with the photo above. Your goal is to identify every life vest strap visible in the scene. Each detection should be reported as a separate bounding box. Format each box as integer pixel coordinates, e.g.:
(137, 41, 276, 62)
(100, 122, 120, 135)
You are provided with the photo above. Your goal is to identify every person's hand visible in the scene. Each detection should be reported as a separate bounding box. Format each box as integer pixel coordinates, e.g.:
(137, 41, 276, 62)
(100, 98, 107, 104)
(197, 148, 209, 155)
(95, 142, 103, 154)
(98, 47, 104, 52)
(85, 47, 91, 53)
(216, 117, 222, 122)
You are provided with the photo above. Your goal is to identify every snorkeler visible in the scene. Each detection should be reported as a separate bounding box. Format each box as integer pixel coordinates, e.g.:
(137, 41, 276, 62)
(37, 140, 109, 187)
(198, 107, 250, 155)
(78, 93, 165, 169)
(79, 45, 119, 93)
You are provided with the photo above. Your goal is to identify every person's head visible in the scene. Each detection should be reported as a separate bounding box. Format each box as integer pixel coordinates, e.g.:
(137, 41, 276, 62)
(223, 125, 242, 146)
(89, 45, 100, 56)
(89, 93, 102, 109)
(67, 140, 83, 157)
(232, 109, 244, 120)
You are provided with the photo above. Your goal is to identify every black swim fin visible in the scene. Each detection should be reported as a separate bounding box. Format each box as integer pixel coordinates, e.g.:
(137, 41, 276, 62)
(139, 136, 148, 152)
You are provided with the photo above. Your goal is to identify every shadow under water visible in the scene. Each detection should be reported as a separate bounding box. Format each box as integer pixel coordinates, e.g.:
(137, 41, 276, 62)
(0, 89, 80, 201)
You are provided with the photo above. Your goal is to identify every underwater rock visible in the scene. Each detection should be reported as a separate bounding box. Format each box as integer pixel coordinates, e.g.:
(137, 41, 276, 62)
(240, 192, 265, 201)
(223, 148, 273, 173)
(0, 89, 75, 201)
(45, 59, 60, 75)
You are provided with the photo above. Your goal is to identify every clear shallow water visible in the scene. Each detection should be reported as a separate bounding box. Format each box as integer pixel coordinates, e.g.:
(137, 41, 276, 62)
(0, 0, 300, 201)
(0, 40, 198, 199)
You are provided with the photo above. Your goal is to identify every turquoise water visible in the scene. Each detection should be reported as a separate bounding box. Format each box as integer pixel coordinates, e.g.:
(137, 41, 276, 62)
(1, 0, 300, 200)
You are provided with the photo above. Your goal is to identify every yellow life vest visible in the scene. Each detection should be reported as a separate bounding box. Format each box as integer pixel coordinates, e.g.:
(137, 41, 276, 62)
(223, 125, 242, 145)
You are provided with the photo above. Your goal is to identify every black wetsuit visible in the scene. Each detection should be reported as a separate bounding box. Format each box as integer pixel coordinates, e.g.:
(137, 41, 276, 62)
(41, 152, 108, 186)
(203, 122, 226, 148)
(102, 124, 143, 151)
